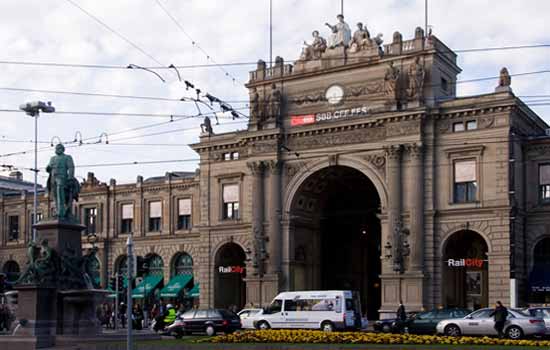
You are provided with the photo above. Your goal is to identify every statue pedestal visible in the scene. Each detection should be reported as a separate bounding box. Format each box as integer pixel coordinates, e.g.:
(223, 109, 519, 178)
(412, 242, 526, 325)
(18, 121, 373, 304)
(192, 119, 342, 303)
(33, 220, 86, 257)
(58, 289, 110, 336)
(322, 46, 347, 69)
(8, 285, 57, 349)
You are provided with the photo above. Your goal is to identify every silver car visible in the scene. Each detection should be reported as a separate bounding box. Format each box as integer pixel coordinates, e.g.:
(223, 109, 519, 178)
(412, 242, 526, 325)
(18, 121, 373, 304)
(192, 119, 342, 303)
(436, 308, 545, 339)
(524, 307, 550, 334)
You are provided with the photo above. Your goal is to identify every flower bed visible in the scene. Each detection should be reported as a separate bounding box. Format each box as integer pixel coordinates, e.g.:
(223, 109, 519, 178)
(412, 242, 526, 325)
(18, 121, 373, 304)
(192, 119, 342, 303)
(200, 329, 550, 347)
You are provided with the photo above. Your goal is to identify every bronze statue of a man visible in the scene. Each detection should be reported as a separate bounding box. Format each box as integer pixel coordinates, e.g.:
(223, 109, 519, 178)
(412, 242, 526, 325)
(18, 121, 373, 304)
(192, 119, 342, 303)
(46, 143, 79, 220)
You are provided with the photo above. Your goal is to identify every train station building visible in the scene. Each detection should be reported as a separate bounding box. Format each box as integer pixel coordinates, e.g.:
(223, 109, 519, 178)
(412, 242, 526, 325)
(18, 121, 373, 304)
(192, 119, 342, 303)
(2, 21, 550, 319)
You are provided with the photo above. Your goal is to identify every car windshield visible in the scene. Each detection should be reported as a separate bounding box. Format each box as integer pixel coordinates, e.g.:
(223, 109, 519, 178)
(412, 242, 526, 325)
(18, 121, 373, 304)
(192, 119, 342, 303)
(219, 309, 237, 318)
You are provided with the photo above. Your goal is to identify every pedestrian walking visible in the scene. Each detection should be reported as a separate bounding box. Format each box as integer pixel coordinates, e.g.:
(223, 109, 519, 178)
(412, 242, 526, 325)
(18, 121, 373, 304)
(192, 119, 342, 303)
(132, 304, 144, 330)
(490, 300, 508, 338)
(395, 300, 407, 333)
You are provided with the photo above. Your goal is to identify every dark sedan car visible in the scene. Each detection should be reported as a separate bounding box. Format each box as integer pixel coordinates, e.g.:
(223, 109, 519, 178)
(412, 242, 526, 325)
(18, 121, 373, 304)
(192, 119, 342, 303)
(374, 312, 416, 333)
(180, 308, 241, 336)
(401, 308, 470, 334)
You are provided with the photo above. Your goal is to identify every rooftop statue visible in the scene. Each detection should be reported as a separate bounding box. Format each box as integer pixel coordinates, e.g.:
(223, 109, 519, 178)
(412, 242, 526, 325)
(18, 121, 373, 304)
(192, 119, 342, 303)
(325, 14, 351, 49)
(46, 144, 80, 221)
(499, 67, 511, 87)
(300, 30, 327, 61)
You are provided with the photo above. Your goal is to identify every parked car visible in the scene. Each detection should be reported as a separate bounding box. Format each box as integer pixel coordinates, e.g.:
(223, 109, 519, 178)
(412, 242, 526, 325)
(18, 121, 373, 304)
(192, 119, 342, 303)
(399, 308, 470, 334)
(373, 312, 416, 333)
(436, 308, 546, 339)
(179, 308, 241, 336)
(237, 308, 263, 329)
(253, 290, 363, 331)
(524, 307, 550, 335)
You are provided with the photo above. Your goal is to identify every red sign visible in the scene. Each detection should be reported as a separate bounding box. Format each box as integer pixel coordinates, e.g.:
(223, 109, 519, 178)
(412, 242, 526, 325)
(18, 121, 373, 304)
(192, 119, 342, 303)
(218, 266, 245, 274)
(447, 258, 485, 268)
(290, 114, 315, 126)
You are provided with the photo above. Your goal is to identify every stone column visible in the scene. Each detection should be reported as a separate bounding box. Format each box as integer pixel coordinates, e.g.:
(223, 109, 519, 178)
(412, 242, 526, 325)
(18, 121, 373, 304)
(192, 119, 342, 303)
(385, 145, 403, 267)
(266, 160, 282, 274)
(408, 143, 424, 272)
(246, 161, 265, 271)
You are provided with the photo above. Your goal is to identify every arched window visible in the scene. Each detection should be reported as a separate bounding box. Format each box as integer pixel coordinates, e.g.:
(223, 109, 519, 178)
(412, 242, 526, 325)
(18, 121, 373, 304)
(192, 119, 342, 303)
(534, 238, 550, 265)
(173, 253, 193, 276)
(116, 255, 128, 276)
(2, 260, 20, 283)
(146, 254, 164, 276)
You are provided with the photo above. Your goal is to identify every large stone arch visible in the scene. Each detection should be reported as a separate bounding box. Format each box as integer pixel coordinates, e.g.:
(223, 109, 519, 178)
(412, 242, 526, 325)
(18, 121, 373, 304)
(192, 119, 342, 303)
(439, 225, 493, 257)
(282, 155, 388, 217)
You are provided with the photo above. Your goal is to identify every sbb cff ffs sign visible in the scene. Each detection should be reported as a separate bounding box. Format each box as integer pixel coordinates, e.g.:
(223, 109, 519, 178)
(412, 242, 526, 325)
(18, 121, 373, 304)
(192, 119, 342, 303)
(218, 266, 245, 274)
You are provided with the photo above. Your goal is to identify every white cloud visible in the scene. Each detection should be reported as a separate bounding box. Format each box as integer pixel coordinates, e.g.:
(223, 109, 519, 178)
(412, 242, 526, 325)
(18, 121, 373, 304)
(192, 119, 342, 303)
(1, 0, 549, 183)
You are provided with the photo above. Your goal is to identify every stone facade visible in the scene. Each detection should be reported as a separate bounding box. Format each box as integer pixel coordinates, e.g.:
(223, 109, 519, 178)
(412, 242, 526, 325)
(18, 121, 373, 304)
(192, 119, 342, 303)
(2, 27, 550, 318)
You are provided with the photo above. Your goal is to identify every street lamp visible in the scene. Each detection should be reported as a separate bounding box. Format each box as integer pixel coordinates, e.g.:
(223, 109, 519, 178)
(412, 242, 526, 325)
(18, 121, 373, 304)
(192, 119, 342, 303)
(19, 101, 55, 242)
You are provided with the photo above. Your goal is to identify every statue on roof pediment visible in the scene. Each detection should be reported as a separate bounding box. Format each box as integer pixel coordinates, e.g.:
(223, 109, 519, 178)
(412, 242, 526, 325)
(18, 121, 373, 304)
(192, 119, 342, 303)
(300, 30, 327, 61)
(325, 14, 351, 49)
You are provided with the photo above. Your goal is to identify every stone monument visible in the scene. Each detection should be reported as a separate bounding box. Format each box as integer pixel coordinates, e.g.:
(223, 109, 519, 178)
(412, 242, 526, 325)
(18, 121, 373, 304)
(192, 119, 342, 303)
(1, 144, 108, 349)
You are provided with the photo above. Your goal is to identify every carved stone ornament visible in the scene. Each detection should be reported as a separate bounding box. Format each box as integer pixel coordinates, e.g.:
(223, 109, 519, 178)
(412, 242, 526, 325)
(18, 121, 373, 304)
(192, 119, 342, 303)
(287, 127, 386, 150)
(384, 144, 403, 160)
(265, 160, 282, 175)
(328, 154, 339, 166)
(246, 161, 265, 175)
(364, 153, 386, 169)
(285, 162, 308, 178)
(405, 143, 423, 159)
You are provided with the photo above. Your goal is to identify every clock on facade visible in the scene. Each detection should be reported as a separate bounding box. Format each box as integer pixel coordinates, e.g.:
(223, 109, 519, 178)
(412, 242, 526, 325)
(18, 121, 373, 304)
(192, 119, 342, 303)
(325, 84, 345, 105)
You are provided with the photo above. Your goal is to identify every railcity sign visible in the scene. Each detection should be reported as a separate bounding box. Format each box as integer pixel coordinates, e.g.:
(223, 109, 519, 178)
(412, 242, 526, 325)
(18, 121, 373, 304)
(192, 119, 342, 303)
(446, 258, 486, 268)
(218, 266, 245, 274)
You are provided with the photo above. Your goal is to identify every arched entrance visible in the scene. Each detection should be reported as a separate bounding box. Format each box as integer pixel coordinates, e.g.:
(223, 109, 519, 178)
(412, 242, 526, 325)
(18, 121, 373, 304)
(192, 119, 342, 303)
(172, 253, 193, 277)
(288, 165, 381, 320)
(529, 237, 550, 303)
(442, 230, 488, 309)
(2, 260, 20, 287)
(215, 242, 246, 309)
(144, 254, 164, 276)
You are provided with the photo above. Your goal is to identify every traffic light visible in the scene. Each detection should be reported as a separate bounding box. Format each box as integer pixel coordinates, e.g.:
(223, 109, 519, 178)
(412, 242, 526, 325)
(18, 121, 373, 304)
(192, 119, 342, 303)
(117, 274, 124, 290)
(109, 276, 116, 291)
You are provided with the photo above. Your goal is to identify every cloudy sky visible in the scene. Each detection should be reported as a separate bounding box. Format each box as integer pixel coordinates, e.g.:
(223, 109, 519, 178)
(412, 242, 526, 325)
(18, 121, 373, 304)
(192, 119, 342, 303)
(1, 0, 549, 185)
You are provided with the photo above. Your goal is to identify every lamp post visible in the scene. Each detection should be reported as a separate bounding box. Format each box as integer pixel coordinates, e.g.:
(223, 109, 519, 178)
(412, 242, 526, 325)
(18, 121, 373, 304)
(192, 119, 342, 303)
(126, 234, 134, 350)
(19, 101, 55, 242)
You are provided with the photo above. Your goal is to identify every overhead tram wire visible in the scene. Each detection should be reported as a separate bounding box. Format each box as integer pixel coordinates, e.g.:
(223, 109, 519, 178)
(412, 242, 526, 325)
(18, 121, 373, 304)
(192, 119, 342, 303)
(2, 43, 550, 70)
(2, 68, 550, 104)
(153, 0, 242, 86)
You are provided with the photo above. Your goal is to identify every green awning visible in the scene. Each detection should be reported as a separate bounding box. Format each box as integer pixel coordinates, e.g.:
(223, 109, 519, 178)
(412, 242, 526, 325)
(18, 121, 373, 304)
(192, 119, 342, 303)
(188, 283, 200, 298)
(131, 275, 163, 299)
(106, 287, 117, 298)
(159, 274, 193, 298)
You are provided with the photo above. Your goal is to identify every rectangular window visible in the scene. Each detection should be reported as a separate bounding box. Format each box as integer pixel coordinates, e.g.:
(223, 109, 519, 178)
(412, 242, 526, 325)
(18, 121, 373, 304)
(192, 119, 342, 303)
(177, 198, 192, 230)
(224, 153, 231, 161)
(84, 207, 97, 234)
(539, 164, 550, 202)
(454, 160, 477, 203)
(8, 215, 19, 241)
(231, 152, 239, 160)
(29, 212, 43, 233)
(452, 122, 465, 132)
(466, 120, 477, 130)
(222, 184, 240, 220)
(149, 201, 162, 232)
(441, 77, 449, 92)
(121, 204, 133, 234)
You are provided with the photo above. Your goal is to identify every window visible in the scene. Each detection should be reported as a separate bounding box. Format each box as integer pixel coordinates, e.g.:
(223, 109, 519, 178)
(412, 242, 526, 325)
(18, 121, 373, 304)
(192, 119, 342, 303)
(148, 201, 162, 232)
(454, 160, 477, 203)
(231, 152, 239, 160)
(29, 212, 43, 233)
(121, 204, 133, 234)
(223, 152, 240, 161)
(177, 198, 191, 230)
(8, 216, 19, 241)
(224, 153, 231, 161)
(452, 122, 465, 132)
(470, 309, 493, 319)
(441, 77, 449, 92)
(222, 184, 240, 220)
(174, 253, 193, 276)
(266, 299, 282, 314)
(84, 207, 97, 234)
(466, 120, 477, 130)
(539, 164, 550, 202)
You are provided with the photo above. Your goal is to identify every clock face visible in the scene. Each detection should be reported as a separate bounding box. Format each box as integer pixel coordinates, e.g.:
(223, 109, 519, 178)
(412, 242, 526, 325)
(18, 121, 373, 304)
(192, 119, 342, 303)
(325, 85, 344, 105)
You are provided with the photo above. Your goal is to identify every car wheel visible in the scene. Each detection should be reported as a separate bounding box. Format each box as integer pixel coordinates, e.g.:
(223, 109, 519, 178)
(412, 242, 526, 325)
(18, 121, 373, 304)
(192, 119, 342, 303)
(173, 330, 183, 339)
(257, 321, 270, 330)
(382, 324, 391, 333)
(206, 325, 216, 336)
(444, 324, 461, 337)
(321, 321, 335, 332)
(507, 326, 523, 340)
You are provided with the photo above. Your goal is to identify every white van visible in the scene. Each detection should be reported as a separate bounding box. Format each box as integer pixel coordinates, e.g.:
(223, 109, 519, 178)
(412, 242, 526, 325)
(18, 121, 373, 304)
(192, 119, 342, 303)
(252, 290, 363, 332)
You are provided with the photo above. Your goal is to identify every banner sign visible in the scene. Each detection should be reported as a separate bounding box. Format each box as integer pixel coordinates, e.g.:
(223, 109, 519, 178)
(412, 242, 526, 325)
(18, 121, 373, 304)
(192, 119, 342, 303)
(218, 266, 245, 274)
(447, 258, 486, 268)
(291, 106, 369, 127)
